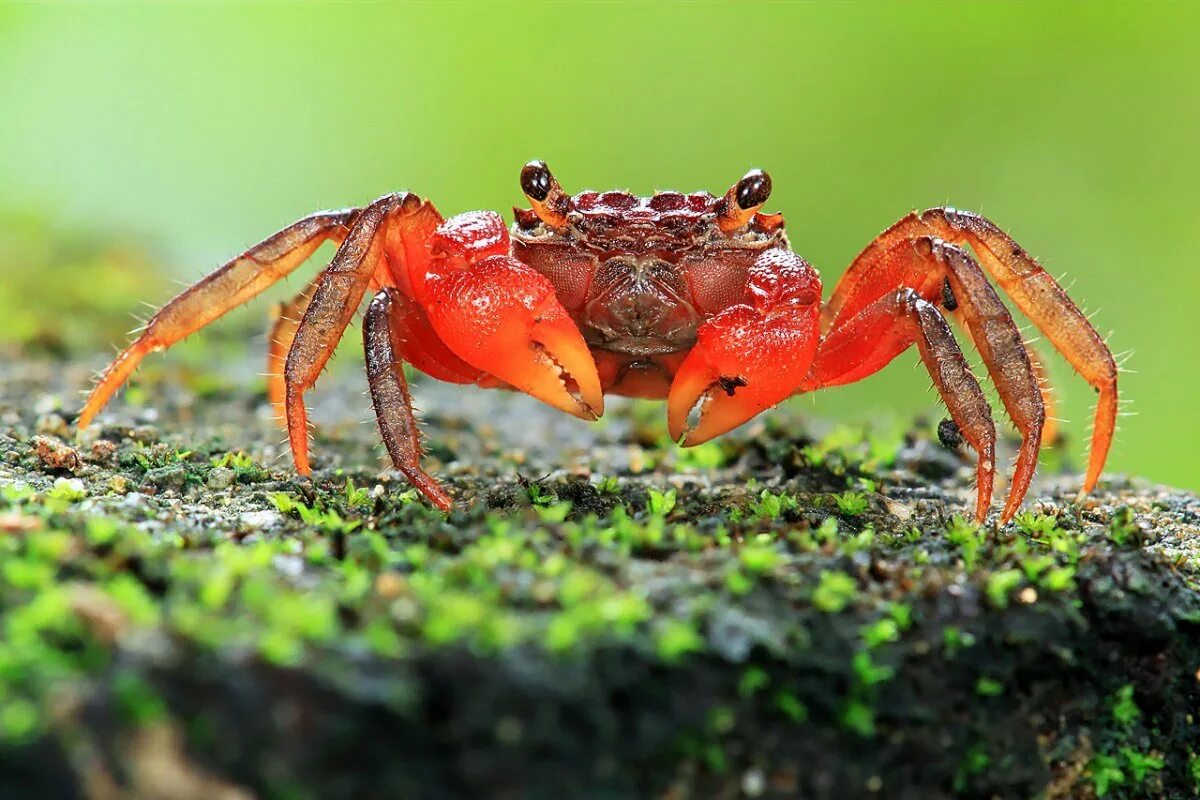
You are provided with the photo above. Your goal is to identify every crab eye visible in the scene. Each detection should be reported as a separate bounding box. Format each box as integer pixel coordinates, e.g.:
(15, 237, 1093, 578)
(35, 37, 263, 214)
(717, 168, 772, 233)
(520, 159, 569, 228)
(520, 160, 553, 202)
(735, 169, 772, 210)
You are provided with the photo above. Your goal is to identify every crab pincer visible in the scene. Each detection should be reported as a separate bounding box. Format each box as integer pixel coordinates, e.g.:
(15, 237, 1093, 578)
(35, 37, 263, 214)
(417, 211, 604, 420)
(668, 250, 821, 445)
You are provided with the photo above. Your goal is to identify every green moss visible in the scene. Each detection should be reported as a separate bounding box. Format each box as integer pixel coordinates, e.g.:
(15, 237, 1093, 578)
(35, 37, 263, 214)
(840, 699, 876, 738)
(746, 489, 798, 521)
(859, 618, 900, 649)
(1120, 748, 1164, 783)
(773, 691, 808, 723)
(946, 516, 984, 571)
(655, 619, 704, 663)
(1088, 753, 1126, 797)
(1110, 683, 1140, 727)
(646, 488, 677, 516)
(812, 570, 857, 613)
(831, 491, 869, 516)
(1, 361, 1199, 798)
(953, 744, 991, 792)
(737, 667, 769, 698)
(984, 569, 1024, 609)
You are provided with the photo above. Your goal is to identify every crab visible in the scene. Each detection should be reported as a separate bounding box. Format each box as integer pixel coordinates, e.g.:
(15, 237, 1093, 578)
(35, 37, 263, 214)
(76, 161, 1118, 524)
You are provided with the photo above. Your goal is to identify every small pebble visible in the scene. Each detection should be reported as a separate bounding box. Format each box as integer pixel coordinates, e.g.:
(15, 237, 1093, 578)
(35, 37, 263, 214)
(89, 439, 118, 465)
(106, 475, 133, 495)
(143, 463, 187, 492)
(31, 435, 81, 472)
(33, 395, 62, 416)
(207, 467, 236, 490)
(35, 413, 70, 438)
(741, 767, 765, 797)
(239, 510, 280, 529)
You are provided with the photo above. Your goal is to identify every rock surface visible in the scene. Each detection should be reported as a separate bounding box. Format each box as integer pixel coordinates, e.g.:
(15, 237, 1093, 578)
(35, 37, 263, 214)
(0, 356, 1197, 800)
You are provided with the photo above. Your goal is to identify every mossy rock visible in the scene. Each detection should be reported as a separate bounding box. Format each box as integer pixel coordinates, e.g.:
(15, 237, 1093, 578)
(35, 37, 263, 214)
(0, 359, 1197, 799)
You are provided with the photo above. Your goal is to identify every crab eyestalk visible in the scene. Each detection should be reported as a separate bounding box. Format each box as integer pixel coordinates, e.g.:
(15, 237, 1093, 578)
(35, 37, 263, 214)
(716, 169, 772, 234)
(520, 160, 570, 228)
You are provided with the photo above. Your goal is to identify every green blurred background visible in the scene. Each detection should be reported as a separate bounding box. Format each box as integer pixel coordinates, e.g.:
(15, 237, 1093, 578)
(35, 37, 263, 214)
(0, 2, 1197, 489)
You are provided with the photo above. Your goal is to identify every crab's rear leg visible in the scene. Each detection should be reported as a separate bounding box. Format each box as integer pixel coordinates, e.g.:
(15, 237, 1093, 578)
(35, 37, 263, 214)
(822, 236, 1045, 522)
(77, 209, 356, 429)
(806, 289, 998, 523)
(827, 208, 1118, 493)
(267, 280, 320, 425)
(283, 193, 442, 475)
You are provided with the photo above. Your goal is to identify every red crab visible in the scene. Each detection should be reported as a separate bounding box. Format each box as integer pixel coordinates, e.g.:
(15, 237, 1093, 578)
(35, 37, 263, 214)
(77, 161, 1117, 523)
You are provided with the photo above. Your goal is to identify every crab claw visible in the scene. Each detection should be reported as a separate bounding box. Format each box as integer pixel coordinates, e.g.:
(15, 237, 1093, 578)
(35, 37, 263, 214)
(668, 250, 821, 445)
(422, 250, 603, 420)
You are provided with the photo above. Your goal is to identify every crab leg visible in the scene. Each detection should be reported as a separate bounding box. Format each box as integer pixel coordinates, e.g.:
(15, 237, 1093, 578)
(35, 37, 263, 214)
(77, 209, 356, 429)
(362, 289, 468, 511)
(283, 193, 442, 476)
(808, 289, 998, 523)
(949, 303, 1060, 446)
(826, 208, 1117, 493)
(267, 278, 321, 426)
(822, 236, 1044, 522)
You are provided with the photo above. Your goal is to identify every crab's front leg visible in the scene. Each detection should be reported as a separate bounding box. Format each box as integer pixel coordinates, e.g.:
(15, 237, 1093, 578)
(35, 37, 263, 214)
(363, 288, 483, 511)
(668, 249, 822, 444)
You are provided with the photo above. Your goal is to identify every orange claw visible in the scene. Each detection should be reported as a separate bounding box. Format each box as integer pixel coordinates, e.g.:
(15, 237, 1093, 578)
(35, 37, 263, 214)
(425, 260, 603, 419)
(667, 303, 819, 445)
(668, 249, 821, 445)
(420, 212, 603, 420)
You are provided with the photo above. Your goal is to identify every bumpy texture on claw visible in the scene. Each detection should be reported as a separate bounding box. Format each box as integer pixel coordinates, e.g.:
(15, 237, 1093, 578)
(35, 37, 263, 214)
(420, 212, 603, 421)
(668, 249, 820, 445)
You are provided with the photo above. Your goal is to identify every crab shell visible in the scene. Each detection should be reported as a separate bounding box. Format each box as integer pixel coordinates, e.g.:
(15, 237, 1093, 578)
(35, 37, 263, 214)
(511, 185, 788, 398)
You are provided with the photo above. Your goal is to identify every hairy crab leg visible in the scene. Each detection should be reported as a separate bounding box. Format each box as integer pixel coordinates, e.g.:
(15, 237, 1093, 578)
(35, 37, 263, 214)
(267, 279, 321, 426)
(806, 289, 998, 523)
(825, 208, 1117, 493)
(947, 300, 1060, 446)
(822, 236, 1045, 523)
(376, 288, 484, 386)
(362, 289, 457, 511)
(77, 209, 356, 429)
(283, 193, 441, 476)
